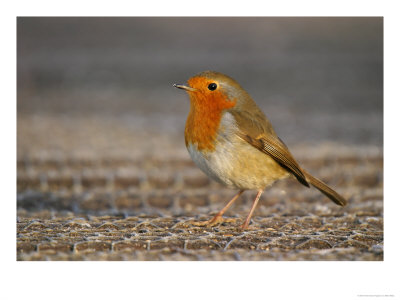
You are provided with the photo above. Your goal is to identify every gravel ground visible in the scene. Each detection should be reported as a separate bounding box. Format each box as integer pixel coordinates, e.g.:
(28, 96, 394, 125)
(17, 115, 383, 261)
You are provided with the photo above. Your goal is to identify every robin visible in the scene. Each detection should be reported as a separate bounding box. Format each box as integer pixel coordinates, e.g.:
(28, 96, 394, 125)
(173, 71, 347, 229)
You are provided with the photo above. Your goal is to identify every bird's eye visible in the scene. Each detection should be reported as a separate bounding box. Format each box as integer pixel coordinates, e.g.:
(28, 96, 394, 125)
(208, 83, 217, 91)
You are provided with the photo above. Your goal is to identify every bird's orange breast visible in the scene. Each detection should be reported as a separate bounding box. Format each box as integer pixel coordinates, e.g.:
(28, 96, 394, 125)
(184, 86, 236, 152)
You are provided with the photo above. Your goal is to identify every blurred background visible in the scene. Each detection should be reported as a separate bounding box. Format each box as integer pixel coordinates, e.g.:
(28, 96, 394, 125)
(17, 18, 383, 261)
(18, 17, 382, 159)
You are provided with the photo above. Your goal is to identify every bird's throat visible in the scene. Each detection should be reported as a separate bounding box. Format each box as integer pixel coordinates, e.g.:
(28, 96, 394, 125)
(184, 92, 236, 152)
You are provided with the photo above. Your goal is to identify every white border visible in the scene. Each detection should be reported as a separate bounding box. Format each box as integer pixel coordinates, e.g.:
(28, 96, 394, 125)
(3, 1, 398, 299)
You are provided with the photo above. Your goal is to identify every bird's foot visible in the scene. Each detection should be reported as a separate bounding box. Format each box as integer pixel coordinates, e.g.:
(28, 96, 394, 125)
(239, 222, 250, 230)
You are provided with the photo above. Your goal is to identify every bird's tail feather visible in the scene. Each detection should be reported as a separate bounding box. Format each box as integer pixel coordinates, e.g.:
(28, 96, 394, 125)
(303, 169, 347, 206)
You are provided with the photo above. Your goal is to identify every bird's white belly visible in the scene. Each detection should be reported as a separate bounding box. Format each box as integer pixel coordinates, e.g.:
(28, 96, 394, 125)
(186, 112, 289, 190)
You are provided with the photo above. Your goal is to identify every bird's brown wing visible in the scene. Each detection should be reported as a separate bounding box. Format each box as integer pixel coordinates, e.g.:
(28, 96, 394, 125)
(230, 110, 309, 187)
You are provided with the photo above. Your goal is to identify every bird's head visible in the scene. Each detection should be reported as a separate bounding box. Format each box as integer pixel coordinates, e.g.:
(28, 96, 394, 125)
(173, 71, 252, 112)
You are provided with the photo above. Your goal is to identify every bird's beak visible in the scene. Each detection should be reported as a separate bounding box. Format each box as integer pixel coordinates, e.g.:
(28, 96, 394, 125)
(173, 83, 197, 92)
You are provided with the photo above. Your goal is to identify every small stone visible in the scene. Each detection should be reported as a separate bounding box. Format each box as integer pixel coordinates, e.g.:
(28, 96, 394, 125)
(75, 241, 111, 252)
(24, 221, 48, 230)
(296, 239, 333, 249)
(38, 242, 72, 253)
(97, 222, 121, 230)
(17, 242, 36, 253)
(64, 219, 91, 229)
(113, 241, 148, 251)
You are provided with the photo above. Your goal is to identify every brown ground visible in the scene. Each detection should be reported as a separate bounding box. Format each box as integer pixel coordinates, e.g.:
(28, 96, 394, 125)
(17, 115, 383, 261)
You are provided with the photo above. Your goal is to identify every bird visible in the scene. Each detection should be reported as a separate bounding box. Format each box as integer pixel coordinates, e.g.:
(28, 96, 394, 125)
(173, 71, 347, 229)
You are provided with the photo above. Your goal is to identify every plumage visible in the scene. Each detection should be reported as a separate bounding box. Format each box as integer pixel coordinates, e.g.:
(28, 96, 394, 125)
(174, 70, 347, 229)
(187, 111, 290, 190)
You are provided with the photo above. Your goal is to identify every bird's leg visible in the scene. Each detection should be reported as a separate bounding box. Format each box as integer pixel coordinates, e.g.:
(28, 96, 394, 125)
(208, 189, 245, 224)
(191, 190, 244, 227)
(240, 189, 263, 230)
